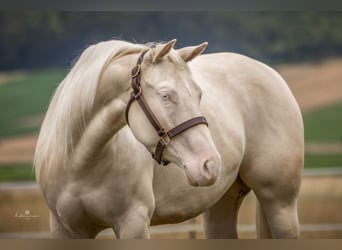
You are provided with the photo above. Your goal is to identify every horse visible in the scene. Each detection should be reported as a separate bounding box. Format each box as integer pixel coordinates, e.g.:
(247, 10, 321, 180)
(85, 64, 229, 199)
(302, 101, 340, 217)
(34, 39, 304, 239)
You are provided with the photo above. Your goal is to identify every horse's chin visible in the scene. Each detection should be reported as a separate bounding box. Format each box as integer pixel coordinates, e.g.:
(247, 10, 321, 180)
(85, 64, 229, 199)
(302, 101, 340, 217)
(184, 169, 217, 187)
(185, 172, 200, 187)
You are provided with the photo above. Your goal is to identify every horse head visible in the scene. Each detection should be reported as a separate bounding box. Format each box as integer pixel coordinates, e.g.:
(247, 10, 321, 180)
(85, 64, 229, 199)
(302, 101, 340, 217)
(126, 39, 221, 187)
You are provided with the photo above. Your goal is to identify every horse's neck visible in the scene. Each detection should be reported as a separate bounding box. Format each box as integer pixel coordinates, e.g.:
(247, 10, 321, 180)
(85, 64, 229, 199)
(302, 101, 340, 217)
(93, 53, 136, 111)
(71, 53, 136, 172)
(71, 98, 127, 172)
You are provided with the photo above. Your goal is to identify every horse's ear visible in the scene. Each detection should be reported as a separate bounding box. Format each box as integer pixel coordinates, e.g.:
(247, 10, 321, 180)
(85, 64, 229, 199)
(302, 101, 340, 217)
(177, 42, 208, 62)
(152, 39, 177, 63)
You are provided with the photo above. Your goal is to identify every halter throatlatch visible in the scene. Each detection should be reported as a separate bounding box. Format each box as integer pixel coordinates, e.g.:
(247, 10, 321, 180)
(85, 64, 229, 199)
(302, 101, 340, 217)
(125, 49, 208, 166)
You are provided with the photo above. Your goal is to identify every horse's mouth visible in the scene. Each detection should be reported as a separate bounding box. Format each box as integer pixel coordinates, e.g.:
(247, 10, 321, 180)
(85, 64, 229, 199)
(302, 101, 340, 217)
(183, 164, 219, 187)
(185, 171, 200, 187)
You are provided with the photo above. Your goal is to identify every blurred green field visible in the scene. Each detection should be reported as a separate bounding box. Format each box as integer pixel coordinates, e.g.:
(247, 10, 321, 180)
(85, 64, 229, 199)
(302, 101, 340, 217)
(0, 69, 341, 182)
(304, 102, 342, 143)
(304, 154, 342, 168)
(0, 69, 66, 138)
(1, 69, 341, 142)
(0, 164, 35, 182)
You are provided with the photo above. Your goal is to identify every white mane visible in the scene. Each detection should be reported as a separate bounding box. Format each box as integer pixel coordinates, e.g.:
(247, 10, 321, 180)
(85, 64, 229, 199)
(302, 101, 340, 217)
(34, 40, 144, 178)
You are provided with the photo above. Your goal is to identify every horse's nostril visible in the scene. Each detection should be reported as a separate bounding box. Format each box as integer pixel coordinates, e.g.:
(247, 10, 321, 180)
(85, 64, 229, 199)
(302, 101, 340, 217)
(204, 154, 221, 176)
(203, 158, 219, 179)
(204, 160, 211, 173)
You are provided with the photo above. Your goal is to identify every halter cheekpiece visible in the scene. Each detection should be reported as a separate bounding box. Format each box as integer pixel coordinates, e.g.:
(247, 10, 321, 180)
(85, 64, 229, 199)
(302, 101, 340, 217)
(125, 49, 209, 166)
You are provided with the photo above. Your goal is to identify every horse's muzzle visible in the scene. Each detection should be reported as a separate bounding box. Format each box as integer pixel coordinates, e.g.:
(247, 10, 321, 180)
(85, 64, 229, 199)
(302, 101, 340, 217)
(184, 154, 221, 187)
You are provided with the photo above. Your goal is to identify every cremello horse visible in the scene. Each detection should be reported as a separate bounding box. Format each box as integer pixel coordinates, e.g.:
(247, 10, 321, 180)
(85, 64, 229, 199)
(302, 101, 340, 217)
(34, 39, 304, 239)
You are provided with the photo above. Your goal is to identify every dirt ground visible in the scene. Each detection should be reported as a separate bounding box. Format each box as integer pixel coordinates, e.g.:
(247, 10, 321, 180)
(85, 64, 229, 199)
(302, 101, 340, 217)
(276, 58, 342, 113)
(0, 71, 27, 86)
(0, 135, 38, 164)
(1, 58, 342, 164)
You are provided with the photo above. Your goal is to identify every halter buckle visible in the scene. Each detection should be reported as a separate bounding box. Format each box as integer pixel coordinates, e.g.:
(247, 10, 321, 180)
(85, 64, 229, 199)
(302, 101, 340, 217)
(159, 133, 171, 146)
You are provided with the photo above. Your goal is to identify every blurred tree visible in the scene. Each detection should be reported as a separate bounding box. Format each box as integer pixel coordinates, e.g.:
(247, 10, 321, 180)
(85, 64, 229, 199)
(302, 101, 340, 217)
(0, 12, 341, 70)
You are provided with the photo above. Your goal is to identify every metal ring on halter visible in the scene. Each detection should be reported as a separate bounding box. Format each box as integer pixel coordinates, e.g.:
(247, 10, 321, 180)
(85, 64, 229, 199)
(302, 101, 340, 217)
(159, 133, 171, 146)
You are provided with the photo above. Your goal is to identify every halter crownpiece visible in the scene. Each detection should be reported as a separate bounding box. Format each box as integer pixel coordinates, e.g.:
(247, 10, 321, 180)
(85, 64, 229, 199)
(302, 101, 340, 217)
(125, 48, 209, 166)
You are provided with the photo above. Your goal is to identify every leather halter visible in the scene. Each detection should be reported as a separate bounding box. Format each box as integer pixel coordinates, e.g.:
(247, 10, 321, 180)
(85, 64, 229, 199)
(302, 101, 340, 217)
(125, 49, 208, 166)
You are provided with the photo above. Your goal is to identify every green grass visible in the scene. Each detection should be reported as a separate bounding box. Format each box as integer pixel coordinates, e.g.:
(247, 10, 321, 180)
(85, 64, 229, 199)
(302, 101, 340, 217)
(0, 68, 341, 142)
(0, 69, 66, 138)
(303, 102, 342, 143)
(304, 154, 342, 168)
(0, 164, 35, 182)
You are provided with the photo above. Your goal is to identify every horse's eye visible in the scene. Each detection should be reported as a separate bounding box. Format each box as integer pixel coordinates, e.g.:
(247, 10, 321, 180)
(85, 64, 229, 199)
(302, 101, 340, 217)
(160, 93, 170, 101)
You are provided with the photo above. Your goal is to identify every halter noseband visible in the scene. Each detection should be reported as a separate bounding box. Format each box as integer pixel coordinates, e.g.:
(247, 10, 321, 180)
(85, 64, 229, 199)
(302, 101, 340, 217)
(125, 49, 208, 166)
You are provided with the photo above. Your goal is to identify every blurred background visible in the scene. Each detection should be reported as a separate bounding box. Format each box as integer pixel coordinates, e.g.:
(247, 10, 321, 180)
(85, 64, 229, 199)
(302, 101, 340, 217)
(0, 11, 341, 238)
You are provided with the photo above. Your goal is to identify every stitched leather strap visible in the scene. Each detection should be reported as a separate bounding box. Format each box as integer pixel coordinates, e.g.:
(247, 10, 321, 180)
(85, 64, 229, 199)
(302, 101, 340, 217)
(152, 140, 169, 165)
(125, 49, 149, 124)
(125, 49, 166, 137)
(168, 116, 208, 138)
(135, 94, 166, 137)
(153, 116, 208, 165)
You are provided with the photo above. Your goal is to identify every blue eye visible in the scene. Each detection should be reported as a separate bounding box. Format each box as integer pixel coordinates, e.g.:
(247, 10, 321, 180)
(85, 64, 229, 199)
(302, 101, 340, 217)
(160, 93, 170, 101)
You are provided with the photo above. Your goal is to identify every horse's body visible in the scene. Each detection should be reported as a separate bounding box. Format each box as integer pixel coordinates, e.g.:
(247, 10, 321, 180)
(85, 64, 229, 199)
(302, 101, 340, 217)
(34, 40, 303, 239)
